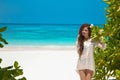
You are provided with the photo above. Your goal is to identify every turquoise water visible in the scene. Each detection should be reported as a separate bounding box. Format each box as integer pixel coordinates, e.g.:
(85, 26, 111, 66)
(1, 24, 80, 46)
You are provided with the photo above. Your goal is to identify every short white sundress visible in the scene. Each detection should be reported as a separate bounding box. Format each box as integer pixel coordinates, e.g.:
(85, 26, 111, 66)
(76, 38, 96, 74)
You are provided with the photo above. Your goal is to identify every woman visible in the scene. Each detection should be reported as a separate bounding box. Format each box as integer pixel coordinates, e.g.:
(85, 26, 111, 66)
(76, 23, 106, 80)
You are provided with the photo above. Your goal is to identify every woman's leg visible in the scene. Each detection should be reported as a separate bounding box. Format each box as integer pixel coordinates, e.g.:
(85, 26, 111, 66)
(85, 69, 93, 80)
(78, 70, 86, 80)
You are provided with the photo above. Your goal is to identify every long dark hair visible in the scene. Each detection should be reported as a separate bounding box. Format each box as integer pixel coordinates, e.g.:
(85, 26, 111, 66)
(77, 23, 91, 56)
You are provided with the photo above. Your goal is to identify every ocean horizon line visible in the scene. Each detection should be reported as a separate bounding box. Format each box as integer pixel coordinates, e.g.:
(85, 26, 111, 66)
(0, 23, 104, 26)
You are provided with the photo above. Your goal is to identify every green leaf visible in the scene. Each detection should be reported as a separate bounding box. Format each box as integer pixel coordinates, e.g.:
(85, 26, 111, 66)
(0, 26, 7, 32)
(0, 33, 2, 37)
(0, 43, 4, 48)
(18, 77, 27, 80)
(14, 61, 19, 69)
(0, 58, 2, 63)
(0, 38, 8, 44)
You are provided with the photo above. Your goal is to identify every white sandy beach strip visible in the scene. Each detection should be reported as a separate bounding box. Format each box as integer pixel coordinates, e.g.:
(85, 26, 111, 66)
(0, 45, 76, 51)
(0, 46, 80, 80)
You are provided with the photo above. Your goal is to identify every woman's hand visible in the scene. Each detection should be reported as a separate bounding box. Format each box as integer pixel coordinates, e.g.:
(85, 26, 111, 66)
(98, 36, 106, 50)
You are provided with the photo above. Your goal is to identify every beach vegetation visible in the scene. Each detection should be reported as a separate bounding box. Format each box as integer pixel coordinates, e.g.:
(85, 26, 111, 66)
(92, 0, 120, 80)
(0, 26, 27, 80)
(0, 26, 8, 48)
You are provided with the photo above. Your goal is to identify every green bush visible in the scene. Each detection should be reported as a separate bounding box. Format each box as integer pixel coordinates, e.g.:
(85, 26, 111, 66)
(93, 0, 120, 79)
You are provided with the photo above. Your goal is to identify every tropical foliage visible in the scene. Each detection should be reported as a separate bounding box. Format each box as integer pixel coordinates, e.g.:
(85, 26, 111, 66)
(0, 26, 27, 80)
(0, 59, 26, 80)
(0, 26, 8, 48)
(92, 0, 120, 80)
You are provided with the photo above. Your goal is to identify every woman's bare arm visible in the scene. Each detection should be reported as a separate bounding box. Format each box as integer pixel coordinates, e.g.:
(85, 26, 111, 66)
(97, 36, 106, 50)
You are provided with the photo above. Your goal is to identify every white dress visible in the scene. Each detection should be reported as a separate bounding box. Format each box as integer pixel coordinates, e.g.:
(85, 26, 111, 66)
(76, 38, 96, 74)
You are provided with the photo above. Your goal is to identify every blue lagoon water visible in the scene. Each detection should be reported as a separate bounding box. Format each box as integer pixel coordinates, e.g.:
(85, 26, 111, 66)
(1, 24, 80, 46)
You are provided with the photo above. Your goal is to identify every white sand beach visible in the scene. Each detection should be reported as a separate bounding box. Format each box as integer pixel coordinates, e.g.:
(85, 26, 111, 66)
(0, 45, 79, 80)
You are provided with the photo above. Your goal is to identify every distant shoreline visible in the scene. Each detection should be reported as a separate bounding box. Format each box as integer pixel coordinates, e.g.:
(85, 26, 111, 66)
(0, 45, 76, 51)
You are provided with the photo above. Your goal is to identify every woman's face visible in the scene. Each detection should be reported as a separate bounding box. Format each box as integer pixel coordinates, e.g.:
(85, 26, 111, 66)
(81, 27, 89, 38)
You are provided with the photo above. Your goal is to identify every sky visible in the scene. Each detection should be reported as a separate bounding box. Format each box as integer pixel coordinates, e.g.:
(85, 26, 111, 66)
(0, 0, 107, 24)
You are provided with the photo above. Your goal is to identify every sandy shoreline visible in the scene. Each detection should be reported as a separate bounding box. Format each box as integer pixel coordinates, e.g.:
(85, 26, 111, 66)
(0, 45, 76, 51)
(0, 45, 79, 80)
